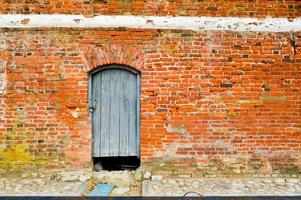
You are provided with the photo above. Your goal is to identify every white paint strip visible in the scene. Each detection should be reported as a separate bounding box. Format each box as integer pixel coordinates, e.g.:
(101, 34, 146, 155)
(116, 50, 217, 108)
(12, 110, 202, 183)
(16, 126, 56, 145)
(0, 14, 300, 32)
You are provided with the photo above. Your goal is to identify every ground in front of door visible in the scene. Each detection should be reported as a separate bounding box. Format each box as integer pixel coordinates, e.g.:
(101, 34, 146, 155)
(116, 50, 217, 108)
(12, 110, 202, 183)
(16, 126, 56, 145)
(0, 170, 141, 196)
(0, 170, 301, 196)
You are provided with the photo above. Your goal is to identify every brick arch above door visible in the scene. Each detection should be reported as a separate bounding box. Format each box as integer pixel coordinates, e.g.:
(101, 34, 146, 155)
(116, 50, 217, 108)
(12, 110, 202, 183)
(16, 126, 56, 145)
(80, 44, 145, 73)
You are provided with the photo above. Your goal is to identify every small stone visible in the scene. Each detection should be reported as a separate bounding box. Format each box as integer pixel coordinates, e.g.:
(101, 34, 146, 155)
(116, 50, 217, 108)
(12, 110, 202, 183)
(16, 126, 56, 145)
(262, 179, 272, 183)
(178, 181, 185, 186)
(135, 172, 142, 182)
(32, 173, 38, 178)
(274, 179, 286, 185)
(293, 185, 301, 190)
(134, 167, 142, 181)
(151, 175, 163, 181)
(185, 180, 192, 185)
(21, 174, 28, 178)
(287, 179, 299, 184)
(57, 172, 80, 182)
(247, 180, 255, 185)
(233, 169, 241, 174)
(79, 174, 90, 182)
(143, 172, 151, 179)
(16, 184, 22, 190)
(178, 174, 191, 178)
(36, 179, 44, 185)
(191, 181, 199, 188)
(112, 187, 130, 195)
(94, 162, 103, 172)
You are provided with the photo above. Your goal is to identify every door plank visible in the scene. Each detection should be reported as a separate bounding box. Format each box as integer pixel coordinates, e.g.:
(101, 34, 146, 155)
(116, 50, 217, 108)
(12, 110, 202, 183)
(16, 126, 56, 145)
(100, 70, 111, 156)
(92, 73, 101, 157)
(109, 69, 121, 156)
(136, 75, 141, 157)
(119, 70, 130, 156)
(128, 72, 137, 155)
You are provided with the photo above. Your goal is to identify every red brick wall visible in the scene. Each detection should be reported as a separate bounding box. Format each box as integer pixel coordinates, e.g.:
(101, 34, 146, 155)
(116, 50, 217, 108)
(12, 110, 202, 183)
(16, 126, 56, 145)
(0, 28, 300, 176)
(0, 0, 300, 18)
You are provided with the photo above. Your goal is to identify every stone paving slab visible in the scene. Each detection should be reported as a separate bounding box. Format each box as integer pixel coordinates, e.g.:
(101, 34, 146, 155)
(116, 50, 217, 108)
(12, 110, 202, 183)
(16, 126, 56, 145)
(142, 178, 301, 196)
(0, 178, 83, 196)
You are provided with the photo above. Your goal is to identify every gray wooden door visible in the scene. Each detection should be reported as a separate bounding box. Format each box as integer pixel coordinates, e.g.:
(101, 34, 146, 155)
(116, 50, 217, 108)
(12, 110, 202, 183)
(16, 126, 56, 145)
(90, 65, 140, 157)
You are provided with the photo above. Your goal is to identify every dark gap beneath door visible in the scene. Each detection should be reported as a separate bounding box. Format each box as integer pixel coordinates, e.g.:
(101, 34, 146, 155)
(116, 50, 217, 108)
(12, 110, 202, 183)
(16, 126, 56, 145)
(93, 156, 140, 171)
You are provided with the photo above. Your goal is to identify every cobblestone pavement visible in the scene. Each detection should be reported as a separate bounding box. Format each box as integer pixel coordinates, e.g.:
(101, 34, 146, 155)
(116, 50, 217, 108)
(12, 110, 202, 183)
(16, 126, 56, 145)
(0, 178, 83, 196)
(2, 173, 301, 197)
(0, 170, 139, 196)
(142, 178, 301, 196)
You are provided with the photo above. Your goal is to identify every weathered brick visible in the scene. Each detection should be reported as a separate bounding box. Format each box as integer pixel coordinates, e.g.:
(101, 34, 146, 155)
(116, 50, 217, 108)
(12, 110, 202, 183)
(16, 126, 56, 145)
(259, 96, 287, 101)
(0, 26, 300, 177)
(0, 0, 300, 18)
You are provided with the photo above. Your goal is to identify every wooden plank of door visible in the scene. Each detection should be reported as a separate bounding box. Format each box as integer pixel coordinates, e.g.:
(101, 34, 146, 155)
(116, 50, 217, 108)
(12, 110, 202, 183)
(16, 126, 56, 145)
(92, 73, 101, 157)
(128, 72, 138, 156)
(136, 74, 141, 157)
(109, 69, 121, 156)
(100, 70, 111, 156)
(119, 70, 130, 156)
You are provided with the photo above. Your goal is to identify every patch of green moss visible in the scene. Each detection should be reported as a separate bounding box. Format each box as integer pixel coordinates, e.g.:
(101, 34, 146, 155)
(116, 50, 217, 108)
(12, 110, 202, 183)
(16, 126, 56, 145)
(271, 162, 300, 175)
(0, 144, 33, 170)
(0, 120, 49, 172)
(0, 144, 49, 171)
(119, 0, 133, 7)
(227, 112, 240, 117)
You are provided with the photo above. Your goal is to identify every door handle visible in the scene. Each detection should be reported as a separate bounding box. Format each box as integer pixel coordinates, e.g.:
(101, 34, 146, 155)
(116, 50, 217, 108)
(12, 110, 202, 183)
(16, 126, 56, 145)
(89, 99, 97, 113)
(89, 106, 96, 113)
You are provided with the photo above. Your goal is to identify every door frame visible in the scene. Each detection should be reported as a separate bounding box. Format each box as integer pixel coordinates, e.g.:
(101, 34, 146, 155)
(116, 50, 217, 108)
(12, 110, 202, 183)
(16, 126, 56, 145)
(88, 64, 141, 158)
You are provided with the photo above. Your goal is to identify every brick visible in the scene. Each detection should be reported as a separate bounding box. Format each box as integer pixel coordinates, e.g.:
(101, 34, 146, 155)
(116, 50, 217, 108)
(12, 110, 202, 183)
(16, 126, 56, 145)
(259, 96, 287, 101)
(0, 26, 300, 177)
(0, 0, 300, 18)
(220, 83, 233, 88)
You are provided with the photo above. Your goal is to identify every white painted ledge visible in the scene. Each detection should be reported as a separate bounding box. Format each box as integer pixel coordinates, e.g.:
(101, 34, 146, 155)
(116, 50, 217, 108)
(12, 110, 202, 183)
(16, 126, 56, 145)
(0, 14, 300, 32)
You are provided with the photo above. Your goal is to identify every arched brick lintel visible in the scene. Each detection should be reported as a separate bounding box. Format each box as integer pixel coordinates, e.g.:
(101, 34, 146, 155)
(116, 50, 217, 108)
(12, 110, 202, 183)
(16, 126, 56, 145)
(81, 44, 144, 73)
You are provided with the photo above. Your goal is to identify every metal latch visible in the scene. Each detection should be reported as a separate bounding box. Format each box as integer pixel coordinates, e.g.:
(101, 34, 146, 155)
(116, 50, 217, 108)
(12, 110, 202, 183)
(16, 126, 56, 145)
(89, 106, 96, 113)
(89, 99, 97, 113)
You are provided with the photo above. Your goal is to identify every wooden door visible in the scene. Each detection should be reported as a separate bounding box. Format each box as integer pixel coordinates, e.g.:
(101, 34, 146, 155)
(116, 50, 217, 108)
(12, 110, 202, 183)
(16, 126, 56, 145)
(90, 65, 140, 157)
